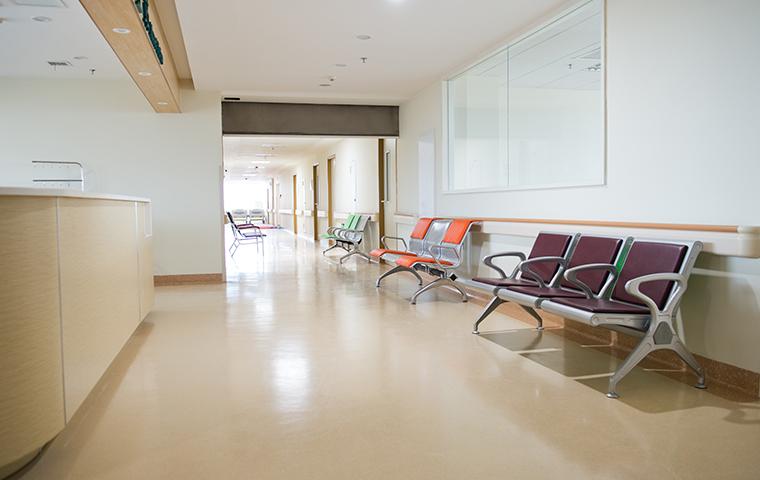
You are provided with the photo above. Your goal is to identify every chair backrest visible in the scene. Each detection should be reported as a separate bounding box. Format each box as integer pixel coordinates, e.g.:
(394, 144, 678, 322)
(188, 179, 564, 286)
(523, 232, 576, 284)
(408, 217, 435, 255)
(354, 215, 370, 232)
(610, 239, 702, 309)
(559, 235, 629, 293)
(422, 219, 451, 255)
(432, 219, 479, 265)
(343, 214, 358, 229)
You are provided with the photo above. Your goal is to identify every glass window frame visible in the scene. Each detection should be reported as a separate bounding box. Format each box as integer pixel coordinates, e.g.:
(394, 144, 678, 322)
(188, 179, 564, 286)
(442, 0, 607, 195)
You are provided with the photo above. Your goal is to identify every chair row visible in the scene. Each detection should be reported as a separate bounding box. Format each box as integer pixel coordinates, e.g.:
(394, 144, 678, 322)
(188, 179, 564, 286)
(321, 214, 372, 264)
(370, 218, 479, 304)
(368, 217, 705, 398)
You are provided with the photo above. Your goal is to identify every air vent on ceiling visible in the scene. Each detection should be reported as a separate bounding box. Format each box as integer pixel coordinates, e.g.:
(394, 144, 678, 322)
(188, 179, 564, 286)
(47, 60, 72, 69)
(577, 47, 601, 61)
(12, 0, 67, 7)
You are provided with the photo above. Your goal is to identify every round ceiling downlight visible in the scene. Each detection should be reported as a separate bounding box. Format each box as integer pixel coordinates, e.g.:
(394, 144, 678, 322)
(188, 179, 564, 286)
(112, 27, 131, 34)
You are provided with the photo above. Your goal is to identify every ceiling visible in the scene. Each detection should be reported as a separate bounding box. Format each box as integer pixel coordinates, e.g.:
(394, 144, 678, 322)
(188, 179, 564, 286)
(175, 0, 567, 103)
(224, 136, 340, 180)
(0, 0, 126, 78)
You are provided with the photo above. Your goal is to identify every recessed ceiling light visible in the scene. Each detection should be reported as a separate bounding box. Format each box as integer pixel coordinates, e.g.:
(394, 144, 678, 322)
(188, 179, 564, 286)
(255, 153, 274, 158)
(137, 71, 152, 76)
(157, 101, 169, 106)
(334, 63, 347, 68)
(32, 16, 53, 22)
(319, 83, 331, 87)
(112, 27, 131, 34)
(250, 161, 270, 164)
(356, 34, 371, 40)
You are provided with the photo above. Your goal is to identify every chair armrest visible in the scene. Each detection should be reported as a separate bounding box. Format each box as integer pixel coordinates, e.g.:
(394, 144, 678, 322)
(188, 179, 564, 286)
(563, 263, 619, 299)
(519, 256, 567, 288)
(381, 235, 407, 251)
(482, 251, 527, 279)
(625, 273, 687, 316)
(429, 244, 460, 271)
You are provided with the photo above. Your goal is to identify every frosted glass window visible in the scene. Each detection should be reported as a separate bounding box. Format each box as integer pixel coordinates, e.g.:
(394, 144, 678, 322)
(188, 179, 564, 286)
(446, 0, 604, 191)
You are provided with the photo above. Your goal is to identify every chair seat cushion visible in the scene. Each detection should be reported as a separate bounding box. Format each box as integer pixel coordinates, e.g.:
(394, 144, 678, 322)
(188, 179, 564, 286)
(551, 297, 649, 314)
(395, 256, 452, 268)
(370, 248, 414, 258)
(471, 277, 536, 288)
(506, 285, 586, 299)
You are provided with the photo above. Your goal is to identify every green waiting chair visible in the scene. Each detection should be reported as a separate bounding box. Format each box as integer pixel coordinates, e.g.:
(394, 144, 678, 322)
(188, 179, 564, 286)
(321, 214, 371, 263)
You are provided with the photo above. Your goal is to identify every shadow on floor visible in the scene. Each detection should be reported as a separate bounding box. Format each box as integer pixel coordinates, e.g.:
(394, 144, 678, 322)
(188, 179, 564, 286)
(480, 328, 760, 417)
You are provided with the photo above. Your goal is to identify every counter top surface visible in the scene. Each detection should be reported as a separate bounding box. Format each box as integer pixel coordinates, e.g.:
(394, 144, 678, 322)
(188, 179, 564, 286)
(0, 187, 150, 203)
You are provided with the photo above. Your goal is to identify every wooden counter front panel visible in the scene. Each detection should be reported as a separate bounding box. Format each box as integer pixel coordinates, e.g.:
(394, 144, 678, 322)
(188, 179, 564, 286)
(58, 199, 141, 421)
(0, 197, 65, 467)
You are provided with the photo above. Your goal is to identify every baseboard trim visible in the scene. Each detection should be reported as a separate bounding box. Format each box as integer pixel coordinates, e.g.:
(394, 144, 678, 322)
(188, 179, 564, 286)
(154, 273, 224, 286)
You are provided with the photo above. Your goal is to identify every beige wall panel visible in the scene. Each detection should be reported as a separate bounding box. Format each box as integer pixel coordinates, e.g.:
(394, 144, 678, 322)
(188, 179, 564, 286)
(58, 199, 141, 420)
(0, 197, 65, 470)
(137, 202, 155, 319)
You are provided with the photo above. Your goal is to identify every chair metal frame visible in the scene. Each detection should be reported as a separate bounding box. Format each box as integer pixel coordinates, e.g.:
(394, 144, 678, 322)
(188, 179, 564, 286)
(334, 215, 372, 264)
(540, 238, 705, 398)
(375, 219, 452, 289)
(471, 232, 581, 334)
(400, 220, 480, 305)
(373, 218, 439, 287)
(228, 214, 264, 256)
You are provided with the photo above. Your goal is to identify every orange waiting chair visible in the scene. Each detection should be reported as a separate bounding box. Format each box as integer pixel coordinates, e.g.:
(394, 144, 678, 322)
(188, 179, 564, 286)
(371, 217, 439, 286)
(379, 219, 479, 304)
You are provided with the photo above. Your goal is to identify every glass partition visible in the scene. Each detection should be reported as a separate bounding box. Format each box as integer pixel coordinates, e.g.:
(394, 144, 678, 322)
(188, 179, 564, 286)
(446, 0, 604, 192)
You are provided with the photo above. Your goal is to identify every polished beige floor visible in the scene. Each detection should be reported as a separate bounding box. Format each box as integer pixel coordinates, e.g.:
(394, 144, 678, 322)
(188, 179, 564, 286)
(15, 230, 760, 480)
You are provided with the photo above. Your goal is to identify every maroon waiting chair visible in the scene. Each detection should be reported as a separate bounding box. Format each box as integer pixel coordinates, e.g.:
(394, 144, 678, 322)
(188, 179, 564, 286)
(471, 232, 579, 333)
(541, 239, 704, 398)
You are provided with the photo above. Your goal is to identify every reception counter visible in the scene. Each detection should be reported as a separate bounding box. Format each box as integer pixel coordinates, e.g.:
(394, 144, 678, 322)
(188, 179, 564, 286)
(0, 188, 153, 477)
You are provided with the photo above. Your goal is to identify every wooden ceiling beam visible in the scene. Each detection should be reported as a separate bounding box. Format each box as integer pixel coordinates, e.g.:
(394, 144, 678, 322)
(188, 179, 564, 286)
(80, 0, 181, 113)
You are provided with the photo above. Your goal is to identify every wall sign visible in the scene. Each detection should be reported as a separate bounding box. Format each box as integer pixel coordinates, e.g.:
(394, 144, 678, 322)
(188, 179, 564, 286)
(134, 0, 164, 64)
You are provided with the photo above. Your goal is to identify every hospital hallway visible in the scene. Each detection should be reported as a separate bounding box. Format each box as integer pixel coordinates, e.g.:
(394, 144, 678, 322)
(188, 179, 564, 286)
(11, 229, 760, 480)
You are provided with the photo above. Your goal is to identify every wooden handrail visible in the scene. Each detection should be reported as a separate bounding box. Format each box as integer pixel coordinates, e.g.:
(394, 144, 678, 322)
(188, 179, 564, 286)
(462, 217, 740, 234)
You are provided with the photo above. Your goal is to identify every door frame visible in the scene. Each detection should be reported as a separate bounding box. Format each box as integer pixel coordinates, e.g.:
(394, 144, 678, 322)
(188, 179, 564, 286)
(292, 174, 298, 234)
(377, 139, 386, 242)
(326, 155, 335, 228)
(312, 163, 319, 241)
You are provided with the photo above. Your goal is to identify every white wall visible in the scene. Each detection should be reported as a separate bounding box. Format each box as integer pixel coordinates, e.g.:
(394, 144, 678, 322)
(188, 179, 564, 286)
(0, 78, 223, 276)
(394, 0, 760, 372)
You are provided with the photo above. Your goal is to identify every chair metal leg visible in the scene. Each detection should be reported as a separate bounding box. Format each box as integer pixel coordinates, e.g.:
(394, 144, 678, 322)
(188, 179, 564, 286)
(339, 249, 371, 264)
(671, 337, 706, 389)
(322, 243, 340, 255)
(607, 335, 654, 399)
(607, 317, 706, 398)
(410, 277, 467, 305)
(519, 304, 544, 331)
(444, 277, 469, 302)
(376, 265, 423, 287)
(410, 278, 444, 304)
(472, 296, 505, 334)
